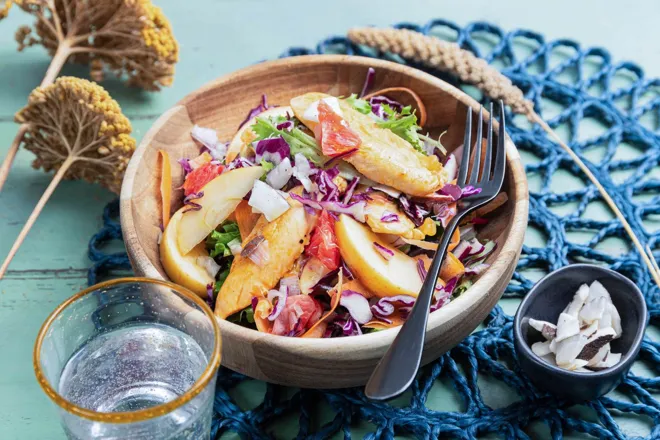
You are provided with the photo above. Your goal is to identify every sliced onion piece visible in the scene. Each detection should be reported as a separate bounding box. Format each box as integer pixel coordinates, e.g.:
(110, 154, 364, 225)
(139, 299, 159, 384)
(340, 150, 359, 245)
(227, 238, 242, 257)
(339, 290, 373, 324)
(241, 235, 269, 267)
(266, 157, 294, 190)
(248, 180, 290, 222)
(191, 125, 227, 160)
(293, 153, 317, 192)
(280, 275, 301, 296)
(196, 256, 220, 278)
(444, 154, 458, 181)
(267, 286, 288, 321)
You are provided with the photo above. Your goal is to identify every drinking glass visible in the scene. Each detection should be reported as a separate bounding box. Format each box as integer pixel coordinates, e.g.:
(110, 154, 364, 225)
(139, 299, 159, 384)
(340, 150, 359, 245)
(34, 278, 221, 440)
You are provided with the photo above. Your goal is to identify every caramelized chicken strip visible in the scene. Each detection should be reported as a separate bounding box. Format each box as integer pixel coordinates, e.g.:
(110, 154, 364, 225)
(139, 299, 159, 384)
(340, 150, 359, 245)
(291, 93, 448, 196)
(214, 195, 316, 319)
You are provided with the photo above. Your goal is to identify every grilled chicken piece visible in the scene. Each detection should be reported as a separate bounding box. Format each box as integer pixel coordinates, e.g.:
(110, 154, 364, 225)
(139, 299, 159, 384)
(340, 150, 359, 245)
(214, 195, 316, 319)
(291, 93, 447, 196)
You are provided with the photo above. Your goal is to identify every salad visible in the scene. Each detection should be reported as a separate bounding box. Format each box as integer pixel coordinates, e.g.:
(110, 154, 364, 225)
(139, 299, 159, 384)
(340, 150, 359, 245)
(158, 69, 507, 338)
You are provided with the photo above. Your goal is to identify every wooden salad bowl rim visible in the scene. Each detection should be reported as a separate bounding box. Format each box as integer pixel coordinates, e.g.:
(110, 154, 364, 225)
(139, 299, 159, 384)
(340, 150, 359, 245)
(120, 55, 529, 388)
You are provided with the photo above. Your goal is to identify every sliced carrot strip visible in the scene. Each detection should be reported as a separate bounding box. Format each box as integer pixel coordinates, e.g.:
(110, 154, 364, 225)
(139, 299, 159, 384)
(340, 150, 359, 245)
(363, 87, 427, 127)
(440, 252, 465, 281)
(364, 312, 406, 330)
(234, 200, 261, 240)
(342, 278, 375, 299)
(448, 228, 460, 251)
(302, 271, 343, 337)
(254, 297, 273, 333)
(159, 150, 172, 229)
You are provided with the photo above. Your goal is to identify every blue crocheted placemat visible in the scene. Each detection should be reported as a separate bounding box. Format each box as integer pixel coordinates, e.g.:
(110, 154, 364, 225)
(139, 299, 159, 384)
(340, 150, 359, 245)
(89, 19, 660, 439)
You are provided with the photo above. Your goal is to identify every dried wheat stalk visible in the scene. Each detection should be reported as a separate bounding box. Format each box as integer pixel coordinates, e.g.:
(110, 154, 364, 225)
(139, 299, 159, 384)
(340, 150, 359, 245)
(348, 27, 660, 288)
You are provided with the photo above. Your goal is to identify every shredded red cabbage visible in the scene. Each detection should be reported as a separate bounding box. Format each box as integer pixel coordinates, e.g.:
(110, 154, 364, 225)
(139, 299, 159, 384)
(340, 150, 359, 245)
(431, 277, 457, 311)
(341, 261, 355, 280)
(439, 183, 483, 201)
(359, 67, 376, 98)
(465, 263, 490, 276)
(343, 177, 360, 204)
(290, 193, 367, 222)
(380, 211, 399, 222)
(226, 157, 255, 170)
(417, 259, 427, 282)
(369, 95, 403, 113)
(398, 195, 429, 227)
(471, 217, 489, 225)
(276, 120, 294, 132)
(312, 167, 340, 202)
(182, 191, 204, 213)
(205, 283, 214, 307)
(254, 136, 290, 165)
(371, 295, 416, 319)
(251, 296, 259, 311)
(238, 94, 271, 129)
(373, 242, 394, 261)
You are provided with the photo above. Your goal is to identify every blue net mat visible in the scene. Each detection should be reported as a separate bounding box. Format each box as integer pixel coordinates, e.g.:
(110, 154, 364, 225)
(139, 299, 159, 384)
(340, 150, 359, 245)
(89, 19, 660, 439)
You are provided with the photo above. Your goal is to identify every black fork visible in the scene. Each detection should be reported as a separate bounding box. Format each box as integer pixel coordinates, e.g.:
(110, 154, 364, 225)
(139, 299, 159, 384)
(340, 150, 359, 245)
(365, 101, 507, 400)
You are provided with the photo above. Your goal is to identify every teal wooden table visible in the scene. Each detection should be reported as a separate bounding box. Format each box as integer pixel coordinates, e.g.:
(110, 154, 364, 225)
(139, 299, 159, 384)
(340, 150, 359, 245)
(1, 1, 659, 438)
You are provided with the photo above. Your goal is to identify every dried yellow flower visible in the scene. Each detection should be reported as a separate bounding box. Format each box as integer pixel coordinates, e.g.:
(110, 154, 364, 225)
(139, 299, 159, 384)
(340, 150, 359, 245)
(0, 0, 11, 19)
(2, 0, 179, 90)
(15, 77, 136, 193)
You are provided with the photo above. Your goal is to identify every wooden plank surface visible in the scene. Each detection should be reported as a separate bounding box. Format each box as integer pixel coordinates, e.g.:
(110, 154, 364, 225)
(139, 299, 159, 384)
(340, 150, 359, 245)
(0, 1, 658, 438)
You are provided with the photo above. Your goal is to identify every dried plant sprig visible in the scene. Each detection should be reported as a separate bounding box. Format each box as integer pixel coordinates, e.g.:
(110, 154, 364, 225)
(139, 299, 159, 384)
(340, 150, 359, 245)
(0, 0, 178, 192)
(0, 77, 136, 279)
(347, 27, 660, 288)
(0, 0, 11, 18)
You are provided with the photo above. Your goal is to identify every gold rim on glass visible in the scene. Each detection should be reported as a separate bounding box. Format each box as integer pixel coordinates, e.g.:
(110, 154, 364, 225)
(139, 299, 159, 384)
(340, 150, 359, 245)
(33, 277, 222, 424)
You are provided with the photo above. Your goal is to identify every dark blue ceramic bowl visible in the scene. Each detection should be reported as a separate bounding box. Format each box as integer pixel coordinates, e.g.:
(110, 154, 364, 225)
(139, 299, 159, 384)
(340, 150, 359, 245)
(513, 264, 647, 401)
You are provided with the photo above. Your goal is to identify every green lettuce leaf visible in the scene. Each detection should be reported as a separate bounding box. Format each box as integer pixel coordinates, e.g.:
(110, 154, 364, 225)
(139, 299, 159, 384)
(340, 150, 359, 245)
(206, 222, 240, 258)
(252, 117, 324, 165)
(345, 94, 372, 114)
(376, 112, 425, 153)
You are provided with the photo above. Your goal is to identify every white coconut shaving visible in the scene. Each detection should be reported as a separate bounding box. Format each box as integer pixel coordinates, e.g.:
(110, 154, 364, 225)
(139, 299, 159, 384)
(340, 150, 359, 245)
(527, 280, 622, 372)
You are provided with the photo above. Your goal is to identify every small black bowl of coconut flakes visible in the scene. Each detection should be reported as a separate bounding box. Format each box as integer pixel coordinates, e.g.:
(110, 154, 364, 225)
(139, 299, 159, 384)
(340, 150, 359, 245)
(514, 264, 647, 401)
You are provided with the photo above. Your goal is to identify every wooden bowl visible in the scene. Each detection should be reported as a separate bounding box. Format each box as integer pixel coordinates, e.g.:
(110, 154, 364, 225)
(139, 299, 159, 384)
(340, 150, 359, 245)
(120, 55, 529, 388)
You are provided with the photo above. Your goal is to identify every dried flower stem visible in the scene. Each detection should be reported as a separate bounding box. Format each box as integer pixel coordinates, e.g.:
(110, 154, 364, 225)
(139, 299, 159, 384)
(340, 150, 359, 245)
(0, 156, 75, 279)
(0, 0, 178, 193)
(348, 27, 660, 288)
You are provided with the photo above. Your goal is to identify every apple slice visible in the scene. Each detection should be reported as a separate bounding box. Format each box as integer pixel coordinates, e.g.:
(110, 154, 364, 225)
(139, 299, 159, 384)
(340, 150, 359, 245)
(177, 166, 263, 255)
(335, 214, 422, 297)
(160, 208, 215, 297)
(226, 106, 294, 162)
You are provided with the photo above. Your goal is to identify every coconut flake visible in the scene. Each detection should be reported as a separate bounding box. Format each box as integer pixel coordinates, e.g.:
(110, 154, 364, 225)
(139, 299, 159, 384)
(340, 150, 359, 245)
(532, 341, 552, 357)
(556, 334, 588, 366)
(608, 302, 622, 338)
(587, 343, 610, 367)
(577, 328, 616, 361)
(588, 280, 611, 303)
(565, 284, 590, 317)
(579, 296, 607, 324)
(556, 313, 580, 342)
(196, 256, 221, 278)
(528, 319, 557, 340)
(589, 352, 622, 370)
(579, 321, 599, 339)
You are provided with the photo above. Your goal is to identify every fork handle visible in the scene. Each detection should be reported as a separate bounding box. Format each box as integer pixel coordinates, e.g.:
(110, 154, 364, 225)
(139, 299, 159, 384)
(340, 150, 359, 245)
(365, 216, 462, 400)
